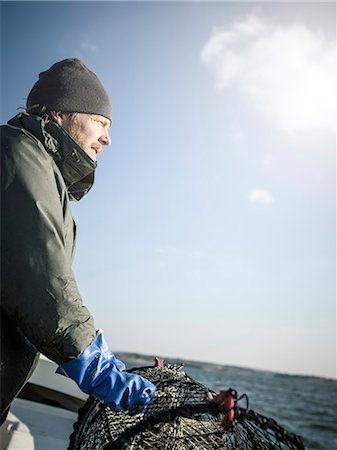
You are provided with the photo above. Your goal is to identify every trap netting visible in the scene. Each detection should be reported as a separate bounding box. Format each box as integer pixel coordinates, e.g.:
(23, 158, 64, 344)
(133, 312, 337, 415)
(68, 362, 307, 450)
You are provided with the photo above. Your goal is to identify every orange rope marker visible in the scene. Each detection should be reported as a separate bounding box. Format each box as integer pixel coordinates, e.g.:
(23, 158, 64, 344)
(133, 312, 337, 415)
(212, 388, 238, 430)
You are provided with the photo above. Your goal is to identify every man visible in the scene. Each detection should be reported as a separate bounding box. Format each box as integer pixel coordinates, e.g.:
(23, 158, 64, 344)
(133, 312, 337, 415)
(0, 59, 156, 424)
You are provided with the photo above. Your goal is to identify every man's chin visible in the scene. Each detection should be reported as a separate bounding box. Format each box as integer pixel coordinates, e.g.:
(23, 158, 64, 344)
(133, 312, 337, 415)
(85, 148, 97, 161)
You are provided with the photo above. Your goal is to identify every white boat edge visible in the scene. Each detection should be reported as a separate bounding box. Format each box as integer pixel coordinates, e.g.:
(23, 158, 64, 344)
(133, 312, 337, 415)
(0, 355, 87, 450)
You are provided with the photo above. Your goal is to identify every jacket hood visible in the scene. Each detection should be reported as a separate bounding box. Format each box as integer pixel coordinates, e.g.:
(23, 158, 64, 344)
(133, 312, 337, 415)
(7, 112, 97, 201)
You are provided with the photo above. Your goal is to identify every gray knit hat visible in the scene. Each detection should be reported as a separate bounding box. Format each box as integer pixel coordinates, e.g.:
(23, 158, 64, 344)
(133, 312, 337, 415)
(27, 58, 112, 121)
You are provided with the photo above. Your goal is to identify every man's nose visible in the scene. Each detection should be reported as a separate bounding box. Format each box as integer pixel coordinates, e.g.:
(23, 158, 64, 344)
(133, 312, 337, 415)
(99, 129, 111, 146)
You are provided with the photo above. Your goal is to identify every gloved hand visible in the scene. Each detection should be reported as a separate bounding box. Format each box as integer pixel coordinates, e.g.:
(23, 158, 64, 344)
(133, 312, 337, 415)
(56, 331, 156, 411)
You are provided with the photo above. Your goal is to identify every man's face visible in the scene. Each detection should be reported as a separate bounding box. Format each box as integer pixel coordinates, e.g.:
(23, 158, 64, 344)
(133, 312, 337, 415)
(54, 113, 111, 161)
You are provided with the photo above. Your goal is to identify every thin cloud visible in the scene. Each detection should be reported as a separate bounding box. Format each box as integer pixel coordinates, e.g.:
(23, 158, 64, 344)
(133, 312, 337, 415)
(263, 153, 275, 167)
(81, 42, 98, 53)
(154, 246, 212, 261)
(200, 15, 335, 134)
(154, 246, 182, 255)
(249, 189, 275, 205)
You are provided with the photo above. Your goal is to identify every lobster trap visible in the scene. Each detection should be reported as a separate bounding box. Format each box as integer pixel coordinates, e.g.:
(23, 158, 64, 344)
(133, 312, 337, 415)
(68, 359, 307, 450)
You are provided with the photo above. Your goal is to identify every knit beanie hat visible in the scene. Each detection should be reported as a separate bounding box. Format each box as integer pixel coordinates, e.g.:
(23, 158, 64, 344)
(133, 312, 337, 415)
(26, 58, 112, 121)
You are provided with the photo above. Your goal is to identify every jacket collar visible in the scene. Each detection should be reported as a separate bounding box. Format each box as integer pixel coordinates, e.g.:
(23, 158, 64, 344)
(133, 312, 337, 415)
(8, 112, 97, 201)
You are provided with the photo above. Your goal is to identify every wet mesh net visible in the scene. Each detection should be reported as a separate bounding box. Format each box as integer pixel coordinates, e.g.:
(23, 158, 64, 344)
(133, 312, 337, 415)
(68, 363, 307, 450)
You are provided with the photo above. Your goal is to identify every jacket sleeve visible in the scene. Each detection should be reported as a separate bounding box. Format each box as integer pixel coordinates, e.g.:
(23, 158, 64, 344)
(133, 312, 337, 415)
(1, 130, 96, 364)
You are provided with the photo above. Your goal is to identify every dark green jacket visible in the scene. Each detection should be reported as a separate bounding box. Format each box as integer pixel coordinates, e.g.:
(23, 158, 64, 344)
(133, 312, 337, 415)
(1, 113, 97, 417)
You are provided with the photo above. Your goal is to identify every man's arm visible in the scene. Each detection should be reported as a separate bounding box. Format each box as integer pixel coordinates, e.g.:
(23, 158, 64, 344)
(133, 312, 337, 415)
(2, 131, 96, 362)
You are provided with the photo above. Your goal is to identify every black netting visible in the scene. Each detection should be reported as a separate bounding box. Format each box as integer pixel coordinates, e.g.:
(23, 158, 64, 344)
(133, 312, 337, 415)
(68, 364, 307, 450)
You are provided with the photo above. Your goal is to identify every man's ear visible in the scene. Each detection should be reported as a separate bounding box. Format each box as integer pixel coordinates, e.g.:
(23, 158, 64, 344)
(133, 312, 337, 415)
(50, 111, 64, 126)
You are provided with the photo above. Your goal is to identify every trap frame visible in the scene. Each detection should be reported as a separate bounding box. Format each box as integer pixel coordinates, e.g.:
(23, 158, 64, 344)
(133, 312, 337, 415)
(68, 360, 307, 450)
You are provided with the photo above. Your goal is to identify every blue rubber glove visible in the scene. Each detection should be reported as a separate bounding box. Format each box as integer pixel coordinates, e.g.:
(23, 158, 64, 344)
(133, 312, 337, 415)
(56, 331, 156, 411)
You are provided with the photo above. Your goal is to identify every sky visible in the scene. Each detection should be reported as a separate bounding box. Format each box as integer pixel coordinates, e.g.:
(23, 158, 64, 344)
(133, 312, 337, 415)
(1, 1, 335, 379)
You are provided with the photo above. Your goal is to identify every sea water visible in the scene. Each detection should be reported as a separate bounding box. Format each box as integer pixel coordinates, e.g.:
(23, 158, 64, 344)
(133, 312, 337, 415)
(118, 352, 337, 450)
